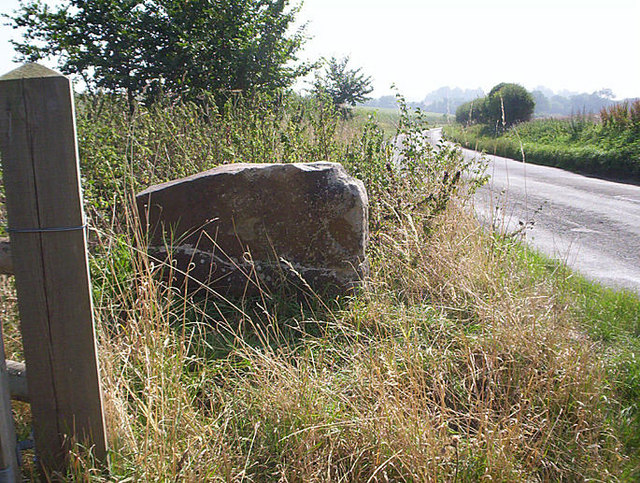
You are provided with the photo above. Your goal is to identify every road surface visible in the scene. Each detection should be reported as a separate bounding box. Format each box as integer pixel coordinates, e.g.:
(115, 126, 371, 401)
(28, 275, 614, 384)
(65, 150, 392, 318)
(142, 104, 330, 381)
(429, 128, 640, 294)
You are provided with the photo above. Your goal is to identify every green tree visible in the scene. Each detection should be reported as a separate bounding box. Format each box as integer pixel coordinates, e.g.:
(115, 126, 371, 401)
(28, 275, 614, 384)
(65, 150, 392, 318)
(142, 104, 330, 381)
(455, 98, 487, 125)
(313, 56, 373, 116)
(485, 83, 535, 126)
(8, 0, 308, 105)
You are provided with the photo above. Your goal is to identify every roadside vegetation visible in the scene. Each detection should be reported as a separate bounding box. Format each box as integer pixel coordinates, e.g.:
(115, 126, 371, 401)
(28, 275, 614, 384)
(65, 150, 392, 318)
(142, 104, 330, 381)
(2, 1, 639, 480)
(0, 91, 637, 480)
(444, 100, 640, 182)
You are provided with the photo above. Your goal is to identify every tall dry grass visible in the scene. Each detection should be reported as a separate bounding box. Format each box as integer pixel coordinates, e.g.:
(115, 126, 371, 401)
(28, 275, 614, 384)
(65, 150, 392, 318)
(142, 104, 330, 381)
(81, 196, 623, 481)
(2, 93, 634, 480)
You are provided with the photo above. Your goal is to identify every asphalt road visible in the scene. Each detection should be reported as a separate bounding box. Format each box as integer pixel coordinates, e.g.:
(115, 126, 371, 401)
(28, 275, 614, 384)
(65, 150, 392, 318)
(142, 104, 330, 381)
(428, 128, 640, 294)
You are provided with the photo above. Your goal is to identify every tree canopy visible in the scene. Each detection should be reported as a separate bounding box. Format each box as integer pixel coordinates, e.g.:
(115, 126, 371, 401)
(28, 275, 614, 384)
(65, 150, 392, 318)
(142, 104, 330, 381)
(485, 83, 535, 126)
(9, 0, 308, 104)
(455, 98, 488, 125)
(313, 57, 373, 115)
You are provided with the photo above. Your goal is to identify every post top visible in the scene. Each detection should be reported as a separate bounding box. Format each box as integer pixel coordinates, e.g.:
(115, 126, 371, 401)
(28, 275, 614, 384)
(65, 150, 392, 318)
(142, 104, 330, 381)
(0, 63, 63, 81)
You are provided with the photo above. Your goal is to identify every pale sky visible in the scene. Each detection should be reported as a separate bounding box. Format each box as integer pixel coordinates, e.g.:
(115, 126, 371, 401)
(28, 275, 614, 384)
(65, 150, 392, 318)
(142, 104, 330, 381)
(1, 0, 639, 100)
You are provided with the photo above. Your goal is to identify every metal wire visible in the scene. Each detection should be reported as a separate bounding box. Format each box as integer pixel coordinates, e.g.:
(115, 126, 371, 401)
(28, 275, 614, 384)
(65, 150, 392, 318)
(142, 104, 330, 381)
(8, 223, 87, 233)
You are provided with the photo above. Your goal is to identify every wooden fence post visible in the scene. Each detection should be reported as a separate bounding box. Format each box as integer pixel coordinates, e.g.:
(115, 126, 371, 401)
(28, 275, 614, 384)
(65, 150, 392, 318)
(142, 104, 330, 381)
(0, 64, 107, 472)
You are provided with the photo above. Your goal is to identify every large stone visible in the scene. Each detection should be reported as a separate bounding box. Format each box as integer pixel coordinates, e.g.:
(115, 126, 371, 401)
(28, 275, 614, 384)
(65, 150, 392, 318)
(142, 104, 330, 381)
(136, 162, 368, 296)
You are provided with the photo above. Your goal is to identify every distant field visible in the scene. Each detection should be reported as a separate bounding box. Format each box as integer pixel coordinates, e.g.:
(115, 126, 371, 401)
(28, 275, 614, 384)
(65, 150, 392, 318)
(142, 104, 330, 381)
(354, 106, 453, 139)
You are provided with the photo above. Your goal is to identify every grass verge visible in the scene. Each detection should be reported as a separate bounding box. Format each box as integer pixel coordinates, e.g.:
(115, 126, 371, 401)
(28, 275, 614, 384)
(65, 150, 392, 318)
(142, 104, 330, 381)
(84, 205, 638, 481)
(521, 247, 640, 479)
(443, 119, 640, 183)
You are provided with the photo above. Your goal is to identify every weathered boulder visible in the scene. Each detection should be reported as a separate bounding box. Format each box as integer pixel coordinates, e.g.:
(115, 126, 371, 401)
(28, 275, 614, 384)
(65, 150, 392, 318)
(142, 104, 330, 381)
(136, 162, 368, 296)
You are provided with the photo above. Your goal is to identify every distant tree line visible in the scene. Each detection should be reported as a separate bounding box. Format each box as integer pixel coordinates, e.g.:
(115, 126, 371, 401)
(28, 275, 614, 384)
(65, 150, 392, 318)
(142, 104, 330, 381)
(364, 86, 635, 118)
(530, 89, 620, 117)
(361, 86, 484, 114)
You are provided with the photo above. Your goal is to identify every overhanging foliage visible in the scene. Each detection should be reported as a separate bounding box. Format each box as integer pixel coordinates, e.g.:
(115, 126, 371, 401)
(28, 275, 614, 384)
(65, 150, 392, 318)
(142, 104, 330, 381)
(9, 0, 309, 104)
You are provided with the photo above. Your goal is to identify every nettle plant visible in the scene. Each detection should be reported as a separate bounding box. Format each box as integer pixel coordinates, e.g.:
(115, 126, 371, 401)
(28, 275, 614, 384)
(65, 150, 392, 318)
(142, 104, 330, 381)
(368, 94, 486, 231)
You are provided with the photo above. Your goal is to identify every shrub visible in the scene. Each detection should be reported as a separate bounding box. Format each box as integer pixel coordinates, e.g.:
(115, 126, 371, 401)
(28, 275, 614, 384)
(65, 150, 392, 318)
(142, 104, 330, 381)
(454, 83, 535, 128)
(455, 98, 487, 125)
(485, 83, 535, 127)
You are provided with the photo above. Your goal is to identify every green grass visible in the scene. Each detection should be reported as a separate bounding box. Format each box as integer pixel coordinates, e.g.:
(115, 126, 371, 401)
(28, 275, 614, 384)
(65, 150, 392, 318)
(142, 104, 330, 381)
(519, 246, 640, 478)
(444, 118, 640, 182)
